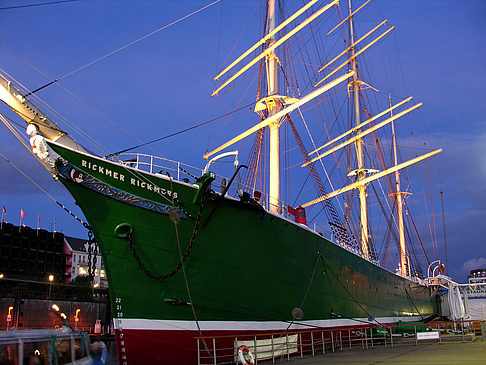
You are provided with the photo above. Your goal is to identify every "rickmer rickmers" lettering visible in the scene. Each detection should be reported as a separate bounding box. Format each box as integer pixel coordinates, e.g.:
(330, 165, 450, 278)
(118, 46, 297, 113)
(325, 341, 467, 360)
(81, 159, 178, 199)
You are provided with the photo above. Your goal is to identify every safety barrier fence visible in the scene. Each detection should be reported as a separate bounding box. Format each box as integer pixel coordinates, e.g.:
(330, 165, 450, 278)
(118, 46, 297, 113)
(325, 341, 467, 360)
(0, 329, 91, 365)
(195, 320, 486, 365)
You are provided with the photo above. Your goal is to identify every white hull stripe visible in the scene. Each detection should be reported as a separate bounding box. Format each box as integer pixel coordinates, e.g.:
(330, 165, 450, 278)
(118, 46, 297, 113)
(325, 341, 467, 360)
(113, 316, 423, 331)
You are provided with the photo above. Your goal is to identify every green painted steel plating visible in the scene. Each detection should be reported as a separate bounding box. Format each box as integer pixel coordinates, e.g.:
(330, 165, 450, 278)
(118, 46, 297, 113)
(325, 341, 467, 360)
(48, 142, 439, 326)
(192, 172, 215, 204)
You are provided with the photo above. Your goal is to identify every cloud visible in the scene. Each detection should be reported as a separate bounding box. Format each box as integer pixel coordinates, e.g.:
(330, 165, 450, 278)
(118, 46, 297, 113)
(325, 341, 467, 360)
(461, 257, 486, 276)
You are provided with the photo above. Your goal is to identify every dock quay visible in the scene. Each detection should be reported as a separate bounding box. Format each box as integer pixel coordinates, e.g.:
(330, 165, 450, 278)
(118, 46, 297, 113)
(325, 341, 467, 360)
(197, 320, 486, 364)
(291, 340, 486, 364)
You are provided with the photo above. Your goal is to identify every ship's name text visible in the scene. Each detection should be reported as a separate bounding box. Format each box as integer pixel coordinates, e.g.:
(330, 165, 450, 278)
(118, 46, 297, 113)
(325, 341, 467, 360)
(81, 159, 178, 198)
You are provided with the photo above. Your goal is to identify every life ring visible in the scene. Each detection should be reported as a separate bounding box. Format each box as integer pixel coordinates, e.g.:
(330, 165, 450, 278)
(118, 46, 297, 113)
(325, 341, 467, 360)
(237, 345, 255, 365)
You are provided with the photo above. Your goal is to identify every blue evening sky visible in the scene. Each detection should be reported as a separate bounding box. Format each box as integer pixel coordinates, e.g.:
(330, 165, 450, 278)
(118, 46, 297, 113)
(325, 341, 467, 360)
(0, 0, 485, 282)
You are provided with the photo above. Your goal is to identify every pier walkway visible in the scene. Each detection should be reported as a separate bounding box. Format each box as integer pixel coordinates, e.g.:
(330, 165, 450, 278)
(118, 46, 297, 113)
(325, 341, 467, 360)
(290, 340, 486, 364)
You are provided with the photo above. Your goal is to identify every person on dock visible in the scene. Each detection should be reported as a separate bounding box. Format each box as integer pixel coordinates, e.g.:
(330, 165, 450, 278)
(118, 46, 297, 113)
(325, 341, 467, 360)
(89, 335, 110, 365)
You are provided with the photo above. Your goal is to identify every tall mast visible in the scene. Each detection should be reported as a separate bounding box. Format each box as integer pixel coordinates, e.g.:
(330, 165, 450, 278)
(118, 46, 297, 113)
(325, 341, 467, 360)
(348, 0, 370, 259)
(389, 93, 410, 277)
(266, 0, 282, 213)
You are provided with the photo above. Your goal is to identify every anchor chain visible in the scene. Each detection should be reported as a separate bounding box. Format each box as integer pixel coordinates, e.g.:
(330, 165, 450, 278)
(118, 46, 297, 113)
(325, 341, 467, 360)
(87, 230, 97, 281)
(124, 195, 207, 281)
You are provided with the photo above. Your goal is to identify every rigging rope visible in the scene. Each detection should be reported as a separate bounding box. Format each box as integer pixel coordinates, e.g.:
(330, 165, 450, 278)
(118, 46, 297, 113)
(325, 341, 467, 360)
(0, 0, 77, 11)
(0, 151, 91, 230)
(284, 252, 321, 332)
(167, 173, 213, 361)
(318, 253, 382, 326)
(21, 0, 221, 96)
(104, 100, 257, 158)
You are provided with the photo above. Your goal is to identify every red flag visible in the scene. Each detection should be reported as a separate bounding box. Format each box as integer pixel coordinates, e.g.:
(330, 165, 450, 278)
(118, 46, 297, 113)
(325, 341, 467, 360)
(2, 206, 5, 216)
(20, 209, 24, 219)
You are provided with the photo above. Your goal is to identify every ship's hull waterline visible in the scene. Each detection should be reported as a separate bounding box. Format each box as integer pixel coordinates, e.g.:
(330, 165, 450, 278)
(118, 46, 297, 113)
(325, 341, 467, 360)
(49, 142, 438, 364)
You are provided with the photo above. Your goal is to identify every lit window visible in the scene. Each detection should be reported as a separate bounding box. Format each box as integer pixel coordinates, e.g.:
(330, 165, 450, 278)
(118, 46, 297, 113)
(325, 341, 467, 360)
(79, 266, 87, 276)
(100, 269, 105, 278)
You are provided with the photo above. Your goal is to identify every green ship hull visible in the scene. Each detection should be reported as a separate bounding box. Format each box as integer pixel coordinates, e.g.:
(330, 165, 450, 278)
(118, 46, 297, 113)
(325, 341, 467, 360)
(48, 142, 438, 364)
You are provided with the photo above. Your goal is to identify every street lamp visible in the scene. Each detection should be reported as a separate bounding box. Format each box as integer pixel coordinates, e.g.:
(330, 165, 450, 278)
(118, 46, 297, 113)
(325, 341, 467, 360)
(6, 306, 13, 330)
(51, 304, 67, 325)
(74, 309, 81, 330)
(48, 274, 54, 299)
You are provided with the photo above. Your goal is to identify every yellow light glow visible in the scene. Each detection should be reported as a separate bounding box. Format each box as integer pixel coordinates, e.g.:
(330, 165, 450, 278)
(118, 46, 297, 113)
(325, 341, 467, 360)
(212, 0, 339, 96)
(316, 26, 395, 87)
(303, 103, 422, 166)
(204, 71, 355, 159)
(326, 0, 372, 36)
(51, 304, 60, 312)
(309, 96, 413, 155)
(320, 19, 387, 73)
(48, 274, 54, 282)
(214, 0, 322, 81)
(302, 149, 442, 207)
(79, 267, 87, 276)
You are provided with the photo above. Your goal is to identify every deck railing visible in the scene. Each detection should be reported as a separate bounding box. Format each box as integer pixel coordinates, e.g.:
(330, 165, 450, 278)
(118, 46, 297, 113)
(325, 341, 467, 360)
(195, 320, 486, 364)
(112, 153, 313, 224)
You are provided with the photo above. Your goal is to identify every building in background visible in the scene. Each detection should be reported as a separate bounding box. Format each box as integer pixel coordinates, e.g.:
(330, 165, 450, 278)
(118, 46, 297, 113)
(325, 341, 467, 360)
(64, 236, 107, 288)
(0, 222, 110, 330)
(466, 269, 486, 320)
(0, 222, 66, 281)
